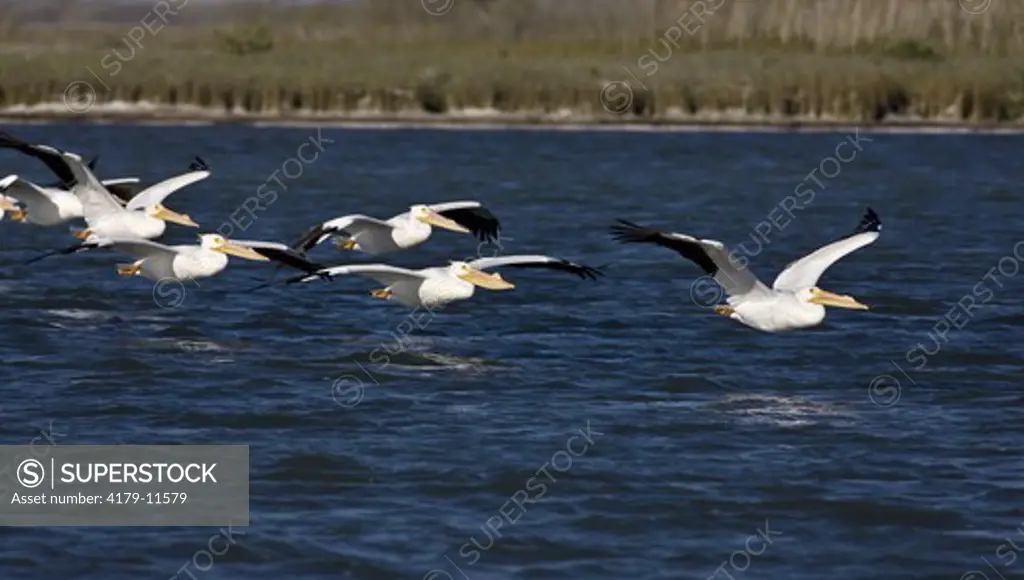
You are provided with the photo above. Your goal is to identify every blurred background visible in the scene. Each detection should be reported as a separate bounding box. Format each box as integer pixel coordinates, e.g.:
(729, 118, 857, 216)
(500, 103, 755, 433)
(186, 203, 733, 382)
(0, 0, 1020, 124)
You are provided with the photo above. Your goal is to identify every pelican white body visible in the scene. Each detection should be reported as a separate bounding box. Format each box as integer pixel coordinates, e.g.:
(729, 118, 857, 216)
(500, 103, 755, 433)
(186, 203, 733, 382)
(730, 294, 826, 332)
(401, 268, 477, 309)
(0, 174, 83, 225)
(173, 247, 229, 281)
(339, 213, 432, 255)
(90, 212, 167, 240)
(312, 204, 484, 257)
(21, 189, 82, 225)
(382, 266, 475, 308)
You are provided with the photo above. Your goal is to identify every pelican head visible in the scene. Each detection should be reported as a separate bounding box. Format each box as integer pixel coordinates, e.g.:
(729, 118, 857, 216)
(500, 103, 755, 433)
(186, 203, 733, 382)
(198, 234, 270, 261)
(802, 287, 869, 310)
(449, 261, 514, 290)
(147, 203, 200, 228)
(412, 205, 470, 233)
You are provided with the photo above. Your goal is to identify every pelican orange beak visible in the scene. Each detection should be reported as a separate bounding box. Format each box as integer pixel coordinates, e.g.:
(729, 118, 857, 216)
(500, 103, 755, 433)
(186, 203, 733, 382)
(418, 209, 470, 233)
(0, 198, 26, 221)
(809, 288, 869, 310)
(458, 267, 515, 290)
(214, 241, 270, 262)
(152, 204, 200, 228)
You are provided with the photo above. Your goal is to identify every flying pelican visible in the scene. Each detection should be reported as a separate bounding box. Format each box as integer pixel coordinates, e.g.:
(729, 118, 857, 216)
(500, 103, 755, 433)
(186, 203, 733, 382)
(609, 208, 881, 332)
(286, 255, 602, 308)
(0, 156, 145, 225)
(17, 153, 209, 265)
(292, 202, 501, 256)
(0, 172, 183, 226)
(86, 235, 326, 281)
(0, 133, 202, 235)
(64, 148, 203, 241)
(0, 135, 146, 222)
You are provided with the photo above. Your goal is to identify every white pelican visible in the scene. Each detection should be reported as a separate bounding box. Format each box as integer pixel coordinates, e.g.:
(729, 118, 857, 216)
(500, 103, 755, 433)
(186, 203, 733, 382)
(0, 174, 156, 226)
(64, 148, 203, 240)
(0, 133, 202, 236)
(0, 135, 147, 224)
(287, 255, 602, 308)
(0, 153, 144, 224)
(86, 235, 326, 281)
(609, 208, 881, 332)
(293, 201, 500, 256)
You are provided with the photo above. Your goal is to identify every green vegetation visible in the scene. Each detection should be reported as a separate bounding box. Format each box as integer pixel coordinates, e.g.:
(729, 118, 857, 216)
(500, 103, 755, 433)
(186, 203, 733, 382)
(0, 0, 1021, 124)
(215, 25, 274, 57)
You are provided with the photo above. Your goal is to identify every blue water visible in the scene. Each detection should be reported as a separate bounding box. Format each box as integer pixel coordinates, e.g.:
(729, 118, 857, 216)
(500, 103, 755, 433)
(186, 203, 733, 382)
(0, 124, 1022, 580)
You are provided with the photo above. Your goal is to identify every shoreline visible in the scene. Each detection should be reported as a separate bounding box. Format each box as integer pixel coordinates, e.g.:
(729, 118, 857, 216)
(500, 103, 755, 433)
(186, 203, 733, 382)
(2, 104, 1023, 134)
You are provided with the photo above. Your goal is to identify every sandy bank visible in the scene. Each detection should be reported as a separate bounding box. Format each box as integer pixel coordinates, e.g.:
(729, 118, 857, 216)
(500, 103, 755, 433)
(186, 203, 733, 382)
(2, 101, 1022, 134)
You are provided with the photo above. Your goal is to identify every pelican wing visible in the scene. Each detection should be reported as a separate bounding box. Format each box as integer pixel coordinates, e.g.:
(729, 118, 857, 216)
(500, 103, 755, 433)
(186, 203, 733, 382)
(468, 255, 602, 280)
(292, 214, 394, 252)
(0, 175, 60, 207)
(124, 170, 210, 211)
(772, 208, 882, 292)
(39, 156, 101, 189)
(60, 150, 124, 221)
(290, 264, 426, 286)
(101, 178, 144, 205)
(610, 219, 770, 297)
(230, 239, 327, 273)
(89, 237, 180, 261)
(428, 201, 501, 242)
(0, 131, 76, 186)
(188, 156, 210, 172)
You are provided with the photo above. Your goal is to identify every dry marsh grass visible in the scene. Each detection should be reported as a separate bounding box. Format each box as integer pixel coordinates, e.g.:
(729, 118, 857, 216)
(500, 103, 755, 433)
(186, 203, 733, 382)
(0, 0, 1021, 123)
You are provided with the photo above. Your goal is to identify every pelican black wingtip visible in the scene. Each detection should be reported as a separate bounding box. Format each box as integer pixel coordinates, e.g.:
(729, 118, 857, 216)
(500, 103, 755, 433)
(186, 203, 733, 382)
(609, 219, 649, 243)
(188, 156, 210, 172)
(856, 207, 882, 234)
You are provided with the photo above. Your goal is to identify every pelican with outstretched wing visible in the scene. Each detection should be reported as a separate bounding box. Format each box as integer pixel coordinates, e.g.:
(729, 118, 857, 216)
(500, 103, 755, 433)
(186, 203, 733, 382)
(0, 132, 205, 233)
(16, 151, 210, 264)
(0, 133, 147, 223)
(609, 208, 881, 332)
(86, 235, 326, 282)
(0, 173, 151, 226)
(61, 147, 203, 240)
(286, 254, 601, 308)
(292, 201, 501, 256)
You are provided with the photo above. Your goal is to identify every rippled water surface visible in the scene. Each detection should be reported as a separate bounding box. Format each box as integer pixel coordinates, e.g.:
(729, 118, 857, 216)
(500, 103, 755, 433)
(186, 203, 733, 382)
(1, 125, 1023, 580)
